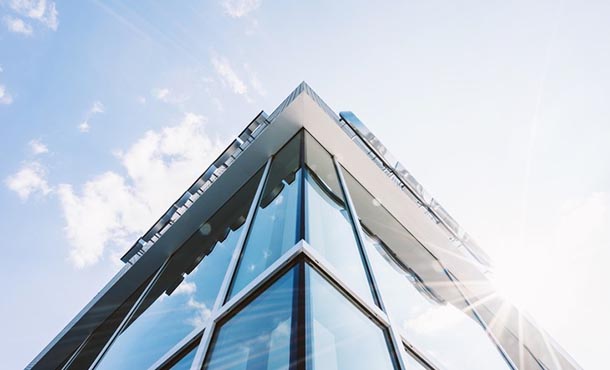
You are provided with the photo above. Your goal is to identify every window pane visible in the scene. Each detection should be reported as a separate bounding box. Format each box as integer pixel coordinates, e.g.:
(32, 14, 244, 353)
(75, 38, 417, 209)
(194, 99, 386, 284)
(165, 343, 199, 370)
(304, 170, 375, 306)
(403, 348, 430, 370)
(94, 170, 262, 370)
(362, 231, 511, 370)
(305, 265, 398, 370)
(303, 132, 376, 306)
(204, 266, 296, 370)
(229, 133, 302, 299)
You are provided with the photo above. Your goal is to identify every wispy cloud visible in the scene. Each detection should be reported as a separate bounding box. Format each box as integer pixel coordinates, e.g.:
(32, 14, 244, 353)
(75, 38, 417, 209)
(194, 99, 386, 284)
(5, 161, 52, 200)
(221, 0, 262, 18)
(211, 55, 248, 96)
(244, 63, 266, 96)
(3, 16, 33, 35)
(0, 84, 13, 105)
(151, 87, 188, 106)
(58, 113, 223, 267)
(8, 0, 59, 31)
(29, 139, 48, 155)
(151, 87, 170, 102)
(78, 121, 90, 133)
(91, 100, 104, 114)
(78, 100, 105, 133)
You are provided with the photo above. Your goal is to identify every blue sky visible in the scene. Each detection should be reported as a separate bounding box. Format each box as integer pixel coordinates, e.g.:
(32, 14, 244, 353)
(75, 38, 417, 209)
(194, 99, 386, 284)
(1, 0, 609, 369)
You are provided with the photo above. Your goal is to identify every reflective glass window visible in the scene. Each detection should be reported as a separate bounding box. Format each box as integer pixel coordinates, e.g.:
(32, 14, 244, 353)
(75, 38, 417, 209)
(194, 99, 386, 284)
(63, 278, 153, 370)
(204, 266, 297, 370)
(164, 342, 199, 370)
(362, 230, 511, 370)
(305, 265, 398, 370)
(303, 132, 376, 306)
(229, 133, 302, 299)
(403, 347, 431, 370)
(342, 168, 511, 369)
(94, 170, 262, 370)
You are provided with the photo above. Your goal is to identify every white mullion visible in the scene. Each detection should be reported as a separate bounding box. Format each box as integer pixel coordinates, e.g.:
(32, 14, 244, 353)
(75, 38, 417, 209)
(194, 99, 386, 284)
(332, 157, 409, 370)
(189, 158, 272, 370)
(189, 241, 304, 370)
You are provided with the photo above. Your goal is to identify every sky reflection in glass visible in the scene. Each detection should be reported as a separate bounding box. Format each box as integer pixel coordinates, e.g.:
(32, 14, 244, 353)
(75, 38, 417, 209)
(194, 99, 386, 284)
(204, 267, 296, 370)
(305, 265, 397, 370)
(361, 231, 511, 370)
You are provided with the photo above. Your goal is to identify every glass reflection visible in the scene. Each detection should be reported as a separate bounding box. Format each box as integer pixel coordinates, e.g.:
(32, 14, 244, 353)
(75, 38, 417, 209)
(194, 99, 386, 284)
(94, 170, 262, 370)
(361, 230, 511, 370)
(305, 265, 397, 370)
(304, 170, 375, 306)
(204, 266, 296, 370)
(403, 348, 430, 370)
(165, 343, 199, 370)
(229, 133, 302, 299)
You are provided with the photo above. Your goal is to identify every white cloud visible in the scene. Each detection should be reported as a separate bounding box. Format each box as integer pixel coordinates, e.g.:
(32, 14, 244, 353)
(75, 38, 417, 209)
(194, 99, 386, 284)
(174, 280, 197, 295)
(78, 121, 90, 133)
(221, 0, 261, 18)
(29, 139, 48, 155)
(58, 113, 223, 267)
(3, 16, 33, 35)
(5, 161, 52, 200)
(0, 84, 13, 105)
(91, 100, 105, 114)
(137, 96, 146, 104)
(244, 63, 266, 96)
(9, 0, 58, 31)
(151, 87, 170, 102)
(186, 297, 212, 328)
(211, 55, 248, 95)
(151, 87, 187, 106)
(78, 100, 104, 132)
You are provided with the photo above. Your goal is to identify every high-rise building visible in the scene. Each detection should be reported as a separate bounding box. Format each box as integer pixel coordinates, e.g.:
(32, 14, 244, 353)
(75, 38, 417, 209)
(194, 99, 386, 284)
(28, 83, 581, 370)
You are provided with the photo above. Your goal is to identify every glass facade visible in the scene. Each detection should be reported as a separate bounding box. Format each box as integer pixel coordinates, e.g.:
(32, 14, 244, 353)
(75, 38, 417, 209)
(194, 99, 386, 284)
(57, 130, 533, 370)
(305, 265, 397, 370)
(93, 168, 263, 370)
(229, 133, 302, 299)
(204, 266, 297, 370)
(303, 133, 376, 307)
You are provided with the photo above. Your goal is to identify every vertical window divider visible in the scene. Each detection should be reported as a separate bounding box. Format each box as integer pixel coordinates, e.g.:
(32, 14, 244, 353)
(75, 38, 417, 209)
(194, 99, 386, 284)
(298, 130, 306, 241)
(331, 157, 408, 370)
(189, 158, 273, 370)
(444, 270, 518, 370)
(290, 258, 307, 370)
(89, 259, 170, 370)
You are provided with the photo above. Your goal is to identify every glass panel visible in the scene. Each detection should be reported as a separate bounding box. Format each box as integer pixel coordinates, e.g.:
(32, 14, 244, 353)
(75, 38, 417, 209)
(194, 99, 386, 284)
(403, 348, 430, 370)
(303, 132, 376, 306)
(164, 342, 199, 370)
(305, 265, 398, 370)
(204, 266, 297, 370)
(229, 133, 302, 299)
(361, 230, 511, 370)
(94, 169, 263, 370)
(63, 278, 153, 370)
(342, 167, 511, 370)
